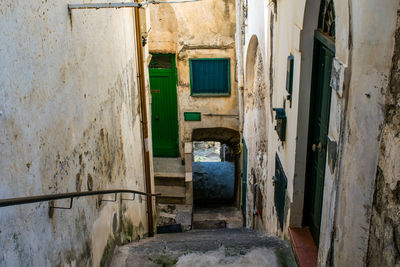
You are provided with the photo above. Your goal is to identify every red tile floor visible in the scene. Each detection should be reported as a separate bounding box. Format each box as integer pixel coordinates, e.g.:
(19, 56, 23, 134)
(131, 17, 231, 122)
(289, 227, 318, 267)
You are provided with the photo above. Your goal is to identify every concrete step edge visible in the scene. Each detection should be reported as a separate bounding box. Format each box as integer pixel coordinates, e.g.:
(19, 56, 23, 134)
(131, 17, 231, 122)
(156, 185, 186, 198)
(154, 171, 185, 178)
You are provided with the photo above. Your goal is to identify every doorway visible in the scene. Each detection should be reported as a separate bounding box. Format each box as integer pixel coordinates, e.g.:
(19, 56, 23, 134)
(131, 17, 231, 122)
(149, 54, 179, 157)
(192, 141, 242, 229)
(303, 0, 335, 244)
(192, 141, 235, 205)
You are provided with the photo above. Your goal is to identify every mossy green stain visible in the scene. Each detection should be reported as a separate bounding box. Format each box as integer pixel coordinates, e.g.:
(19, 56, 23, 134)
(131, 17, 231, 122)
(100, 236, 116, 267)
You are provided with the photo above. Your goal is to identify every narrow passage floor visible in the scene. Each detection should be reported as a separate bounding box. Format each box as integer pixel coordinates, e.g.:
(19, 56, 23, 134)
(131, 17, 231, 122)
(193, 206, 243, 229)
(111, 228, 297, 267)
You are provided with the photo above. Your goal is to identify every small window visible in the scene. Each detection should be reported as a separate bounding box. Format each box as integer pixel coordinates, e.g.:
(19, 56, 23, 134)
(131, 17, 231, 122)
(149, 55, 173, 69)
(190, 58, 230, 96)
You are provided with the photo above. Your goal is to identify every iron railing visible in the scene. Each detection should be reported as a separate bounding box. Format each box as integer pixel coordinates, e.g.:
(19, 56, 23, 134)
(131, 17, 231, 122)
(0, 189, 160, 216)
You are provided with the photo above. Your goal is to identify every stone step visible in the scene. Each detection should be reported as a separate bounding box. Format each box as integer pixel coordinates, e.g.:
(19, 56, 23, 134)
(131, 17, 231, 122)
(192, 220, 227, 229)
(155, 179, 185, 187)
(155, 176, 185, 187)
(154, 171, 185, 178)
(111, 228, 297, 267)
(153, 157, 185, 174)
(157, 196, 186, 205)
(156, 185, 186, 198)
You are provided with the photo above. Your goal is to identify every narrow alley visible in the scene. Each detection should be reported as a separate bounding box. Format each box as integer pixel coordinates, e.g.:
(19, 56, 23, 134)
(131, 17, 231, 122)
(1, 0, 400, 267)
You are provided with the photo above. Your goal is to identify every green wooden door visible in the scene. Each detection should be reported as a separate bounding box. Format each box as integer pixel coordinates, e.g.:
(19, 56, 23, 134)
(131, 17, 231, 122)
(149, 55, 178, 157)
(304, 31, 335, 243)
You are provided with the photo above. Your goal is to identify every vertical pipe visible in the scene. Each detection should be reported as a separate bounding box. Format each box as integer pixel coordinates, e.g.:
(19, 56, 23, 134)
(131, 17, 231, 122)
(236, 0, 245, 133)
(134, 2, 154, 237)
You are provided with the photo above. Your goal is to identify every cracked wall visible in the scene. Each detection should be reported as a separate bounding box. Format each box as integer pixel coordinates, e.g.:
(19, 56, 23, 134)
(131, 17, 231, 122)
(0, 1, 151, 266)
(367, 10, 400, 267)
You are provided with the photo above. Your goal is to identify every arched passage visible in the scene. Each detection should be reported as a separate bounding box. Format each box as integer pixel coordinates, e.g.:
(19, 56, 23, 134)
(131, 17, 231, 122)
(192, 127, 240, 147)
(190, 127, 242, 229)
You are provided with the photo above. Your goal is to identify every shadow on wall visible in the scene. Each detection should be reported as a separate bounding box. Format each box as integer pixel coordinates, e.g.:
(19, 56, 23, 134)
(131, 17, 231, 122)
(193, 161, 235, 206)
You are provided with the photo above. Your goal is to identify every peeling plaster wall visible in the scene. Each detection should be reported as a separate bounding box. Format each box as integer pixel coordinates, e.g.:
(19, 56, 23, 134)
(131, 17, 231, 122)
(242, 0, 303, 237)
(0, 1, 152, 266)
(238, 0, 399, 266)
(243, 48, 271, 230)
(148, 0, 238, 155)
(367, 10, 400, 267)
(333, 1, 399, 266)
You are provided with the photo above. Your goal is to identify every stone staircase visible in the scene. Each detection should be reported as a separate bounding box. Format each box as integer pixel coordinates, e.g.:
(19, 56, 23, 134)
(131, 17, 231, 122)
(155, 171, 186, 204)
(110, 228, 297, 266)
(153, 144, 193, 231)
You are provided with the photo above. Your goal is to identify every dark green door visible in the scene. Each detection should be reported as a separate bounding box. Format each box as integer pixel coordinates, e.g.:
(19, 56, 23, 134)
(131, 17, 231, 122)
(149, 55, 178, 157)
(304, 30, 335, 243)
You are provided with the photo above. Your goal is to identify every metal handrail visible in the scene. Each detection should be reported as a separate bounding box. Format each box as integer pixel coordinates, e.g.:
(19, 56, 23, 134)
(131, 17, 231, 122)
(0, 189, 160, 208)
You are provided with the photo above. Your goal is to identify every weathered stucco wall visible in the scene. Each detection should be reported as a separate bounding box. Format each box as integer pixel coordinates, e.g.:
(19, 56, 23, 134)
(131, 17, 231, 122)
(148, 0, 238, 155)
(367, 10, 400, 267)
(238, 0, 400, 266)
(0, 1, 152, 266)
(243, 43, 272, 230)
(332, 1, 398, 266)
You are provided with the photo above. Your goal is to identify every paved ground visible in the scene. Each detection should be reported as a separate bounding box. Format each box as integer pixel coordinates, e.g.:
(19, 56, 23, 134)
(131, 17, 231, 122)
(111, 229, 297, 267)
(193, 206, 243, 229)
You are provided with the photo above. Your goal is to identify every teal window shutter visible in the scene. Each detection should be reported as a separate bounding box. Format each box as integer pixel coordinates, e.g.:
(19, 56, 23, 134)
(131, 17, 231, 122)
(190, 58, 230, 96)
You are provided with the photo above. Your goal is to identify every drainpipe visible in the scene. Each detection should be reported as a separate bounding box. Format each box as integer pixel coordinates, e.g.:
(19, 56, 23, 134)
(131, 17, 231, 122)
(236, 0, 245, 133)
(134, 2, 154, 237)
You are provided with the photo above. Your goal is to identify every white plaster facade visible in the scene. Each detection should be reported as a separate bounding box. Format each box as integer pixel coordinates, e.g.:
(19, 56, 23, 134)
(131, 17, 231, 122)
(236, 0, 400, 266)
(0, 1, 154, 266)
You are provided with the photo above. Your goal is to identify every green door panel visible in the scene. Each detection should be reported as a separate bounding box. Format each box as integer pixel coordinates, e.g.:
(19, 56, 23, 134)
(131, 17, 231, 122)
(149, 55, 178, 157)
(304, 31, 335, 244)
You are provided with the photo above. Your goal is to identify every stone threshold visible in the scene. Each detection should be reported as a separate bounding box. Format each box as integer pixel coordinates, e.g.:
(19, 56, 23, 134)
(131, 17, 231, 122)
(288, 227, 317, 267)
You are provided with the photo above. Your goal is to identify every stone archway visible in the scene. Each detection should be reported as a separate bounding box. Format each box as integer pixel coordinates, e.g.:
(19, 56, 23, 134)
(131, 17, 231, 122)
(192, 127, 240, 148)
(191, 127, 241, 206)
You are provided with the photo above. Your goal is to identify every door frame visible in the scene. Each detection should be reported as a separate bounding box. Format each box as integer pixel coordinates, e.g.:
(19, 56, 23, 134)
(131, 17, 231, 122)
(303, 30, 335, 244)
(149, 54, 179, 157)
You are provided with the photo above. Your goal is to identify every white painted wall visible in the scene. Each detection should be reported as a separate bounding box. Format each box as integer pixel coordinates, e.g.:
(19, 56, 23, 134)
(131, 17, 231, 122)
(0, 1, 152, 266)
(332, 1, 399, 265)
(238, 0, 399, 266)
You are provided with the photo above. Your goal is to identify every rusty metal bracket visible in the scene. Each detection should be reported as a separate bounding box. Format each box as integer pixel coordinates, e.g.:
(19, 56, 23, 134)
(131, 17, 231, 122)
(49, 197, 73, 218)
(121, 193, 136, 201)
(99, 193, 118, 205)
(49, 197, 74, 210)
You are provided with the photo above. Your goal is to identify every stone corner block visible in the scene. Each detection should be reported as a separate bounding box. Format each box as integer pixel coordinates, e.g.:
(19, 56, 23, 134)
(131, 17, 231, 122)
(184, 154, 192, 172)
(184, 142, 192, 154)
(185, 172, 193, 182)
